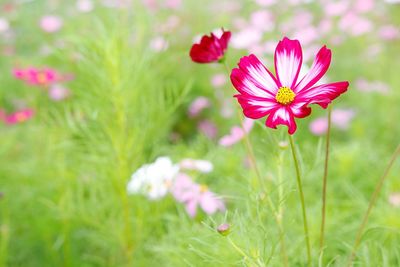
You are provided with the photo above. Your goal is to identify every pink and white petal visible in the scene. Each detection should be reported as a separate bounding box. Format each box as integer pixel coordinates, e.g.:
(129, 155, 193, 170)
(296, 81, 349, 109)
(236, 95, 278, 119)
(290, 102, 312, 118)
(295, 46, 332, 93)
(274, 37, 303, 88)
(231, 54, 279, 99)
(265, 106, 297, 134)
(185, 199, 198, 217)
(200, 192, 219, 215)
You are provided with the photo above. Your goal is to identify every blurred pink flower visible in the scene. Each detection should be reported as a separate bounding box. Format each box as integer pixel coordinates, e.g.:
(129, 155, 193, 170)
(309, 109, 355, 136)
(255, 0, 276, 6)
(13, 67, 59, 86)
(0, 17, 9, 33)
(76, 0, 94, 12)
(188, 97, 210, 118)
(198, 120, 218, 139)
(180, 159, 213, 173)
(3, 109, 34, 125)
(211, 73, 227, 88)
(171, 173, 225, 217)
(379, 25, 399, 40)
(354, 0, 374, 13)
(150, 36, 169, 52)
(40, 15, 63, 33)
(318, 19, 333, 35)
(231, 28, 262, 50)
(355, 78, 390, 94)
(389, 193, 400, 207)
(339, 13, 373, 36)
(219, 118, 254, 147)
(324, 0, 349, 17)
(293, 26, 318, 46)
(250, 10, 274, 32)
(164, 0, 181, 9)
(49, 85, 71, 101)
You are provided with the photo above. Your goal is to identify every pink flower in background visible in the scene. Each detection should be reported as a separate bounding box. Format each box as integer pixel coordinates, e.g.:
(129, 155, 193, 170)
(150, 36, 169, 52)
(2, 109, 34, 125)
(219, 118, 254, 147)
(339, 13, 373, 36)
(180, 159, 213, 173)
(231, 28, 262, 50)
(354, 0, 374, 13)
(355, 78, 390, 94)
(198, 120, 218, 139)
(255, 0, 276, 6)
(13, 67, 59, 86)
(171, 173, 225, 217)
(231, 37, 349, 134)
(389, 193, 400, 207)
(49, 85, 71, 101)
(76, 0, 94, 13)
(0, 17, 9, 33)
(188, 97, 210, 118)
(164, 0, 182, 9)
(309, 109, 355, 136)
(190, 28, 231, 63)
(40, 15, 63, 33)
(324, 1, 349, 17)
(211, 73, 227, 88)
(379, 25, 399, 40)
(250, 10, 274, 32)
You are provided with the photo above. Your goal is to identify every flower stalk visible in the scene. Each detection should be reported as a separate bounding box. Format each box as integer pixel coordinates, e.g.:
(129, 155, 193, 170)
(289, 134, 311, 266)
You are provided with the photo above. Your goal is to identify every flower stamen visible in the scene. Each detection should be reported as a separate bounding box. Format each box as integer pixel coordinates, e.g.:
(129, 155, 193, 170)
(276, 86, 296, 105)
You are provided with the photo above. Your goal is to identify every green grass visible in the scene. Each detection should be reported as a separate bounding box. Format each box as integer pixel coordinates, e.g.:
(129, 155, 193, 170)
(1, 1, 400, 266)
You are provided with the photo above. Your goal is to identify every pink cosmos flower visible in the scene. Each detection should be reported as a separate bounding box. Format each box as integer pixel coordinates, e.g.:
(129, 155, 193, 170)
(180, 159, 213, 173)
(389, 193, 400, 207)
(49, 84, 71, 101)
(219, 118, 254, 147)
(13, 67, 59, 86)
(171, 173, 225, 217)
(309, 109, 355, 136)
(211, 73, 227, 88)
(198, 119, 218, 139)
(40, 15, 63, 33)
(188, 96, 210, 118)
(190, 29, 231, 63)
(230, 37, 349, 134)
(2, 109, 34, 125)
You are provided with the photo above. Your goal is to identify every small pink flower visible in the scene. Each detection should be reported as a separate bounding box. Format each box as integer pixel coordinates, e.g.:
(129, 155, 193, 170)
(231, 37, 349, 134)
(49, 85, 71, 101)
(355, 78, 390, 94)
(13, 67, 59, 86)
(0, 17, 9, 33)
(150, 36, 169, 52)
(171, 173, 225, 217)
(211, 73, 227, 88)
(250, 10, 274, 32)
(164, 0, 181, 9)
(198, 120, 218, 139)
(389, 193, 400, 207)
(255, 0, 276, 6)
(324, 0, 349, 17)
(190, 28, 231, 63)
(188, 97, 210, 118)
(76, 0, 94, 13)
(379, 25, 399, 40)
(354, 0, 374, 13)
(219, 118, 254, 147)
(309, 117, 328, 136)
(309, 109, 355, 136)
(3, 109, 34, 125)
(231, 28, 262, 50)
(40, 15, 63, 33)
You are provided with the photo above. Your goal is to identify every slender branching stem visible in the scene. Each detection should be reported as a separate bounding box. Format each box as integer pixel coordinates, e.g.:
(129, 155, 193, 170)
(320, 106, 332, 252)
(289, 134, 312, 266)
(347, 144, 400, 267)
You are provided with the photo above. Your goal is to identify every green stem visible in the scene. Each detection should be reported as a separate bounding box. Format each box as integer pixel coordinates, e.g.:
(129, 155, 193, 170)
(222, 61, 288, 266)
(289, 134, 311, 266)
(320, 106, 332, 252)
(347, 144, 400, 267)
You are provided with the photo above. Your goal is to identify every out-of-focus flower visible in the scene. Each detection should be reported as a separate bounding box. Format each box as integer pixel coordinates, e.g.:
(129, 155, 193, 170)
(0, 17, 9, 33)
(190, 28, 231, 63)
(355, 78, 390, 94)
(76, 0, 94, 12)
(354, 0, 374, 13)
(217, 223, 231, 236)
(127, 157, 179, 200)
(219, 118, 254, 147)
(379, 25, 399, 40)
(49, 84, 71, 101)
(40, 15, 63, 33)
(150, 36, 169, 52)
(384, 0, 400, 4)
(198, 119, 218, 139)
(338, 13, 373, 36)
(324, 1, 349, 17)
(231, 28, 262, 50)
(309, 108, 355, 135)
(211, 73, 227, 88)
(180, 159, 213, 173)
(231, 37, 349, 134)
(255, 0, 276, 6)
(2, 109, 34, 125)
(171, 173, 225, 217)
(250, 10, 274, 32)
(389, 193, 400, 207)
(188, 96, 210, 118)
(13, 67, 59, 87)
(164, 0, 182, 9)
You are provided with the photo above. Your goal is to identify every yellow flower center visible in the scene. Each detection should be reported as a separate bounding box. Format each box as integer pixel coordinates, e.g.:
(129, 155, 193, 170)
(275, 86, 296, 105)
(199, 184, 208, 193)
(15, 112, 28, 122)
(37, 72, 48, 85)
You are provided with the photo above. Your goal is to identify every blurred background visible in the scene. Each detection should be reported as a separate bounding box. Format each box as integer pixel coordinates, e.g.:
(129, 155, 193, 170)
(0, 0, 399, 266)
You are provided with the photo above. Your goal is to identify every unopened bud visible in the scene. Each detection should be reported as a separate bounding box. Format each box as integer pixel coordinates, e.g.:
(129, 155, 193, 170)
(217, 223, 231, 236)
(278, 141, 289, 150)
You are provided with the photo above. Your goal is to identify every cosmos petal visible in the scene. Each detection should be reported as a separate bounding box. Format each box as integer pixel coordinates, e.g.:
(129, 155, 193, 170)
(296, 81, 349, 108)
(265, 106, 297, 134)
(235, 95, 278, 119)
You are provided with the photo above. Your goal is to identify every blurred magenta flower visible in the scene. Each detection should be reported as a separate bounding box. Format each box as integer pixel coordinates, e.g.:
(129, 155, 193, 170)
(230, 37, 349, 134)
(13, 67, 59, 86)
(2, 109, 34, 125)
(190, 28, 231, 63)
(40, 15, 63, 33)
(198, 119, 218, 139)
(171, 173, 225, 217)
(188, 96, 210, 118)
(180, 159, 213, 173)
(219, 118, 254, 147)
(309, 109, 355, 136)
(355, 78, 390, 94)
(49, 85, 71, 101)
(379, 25, 399, 40)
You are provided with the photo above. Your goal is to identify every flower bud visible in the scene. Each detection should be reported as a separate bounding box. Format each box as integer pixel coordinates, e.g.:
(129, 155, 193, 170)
(278, 140, 289, 150)
(217, 223, 231, 236)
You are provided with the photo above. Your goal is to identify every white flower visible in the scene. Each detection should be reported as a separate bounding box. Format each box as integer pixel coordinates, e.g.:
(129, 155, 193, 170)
(127, 157, 179, 200)
(180, 159, 213, 173)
